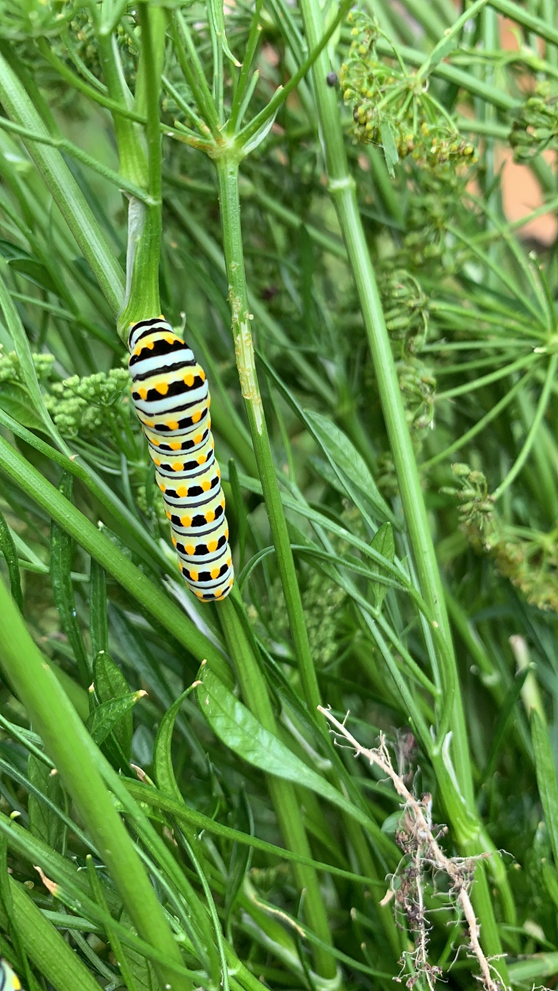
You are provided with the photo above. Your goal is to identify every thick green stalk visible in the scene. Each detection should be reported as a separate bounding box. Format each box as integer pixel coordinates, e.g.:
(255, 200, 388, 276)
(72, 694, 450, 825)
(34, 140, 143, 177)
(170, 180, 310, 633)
(215, 157, 322, 717)
(296, 0, 510, 979)
(0, 577, 189, 991)
(119, 4, 164, 331)
(218, 596, 340, 984)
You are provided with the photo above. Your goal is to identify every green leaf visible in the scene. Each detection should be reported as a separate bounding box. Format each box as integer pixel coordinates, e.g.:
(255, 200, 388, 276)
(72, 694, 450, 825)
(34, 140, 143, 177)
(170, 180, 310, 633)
(89, 562, 108, 656)
(50, 473, 90, 684)
(379, 121, 399, 177)
(153, 685, 199, 803)
(93, 650, 132, 760)
(224, 786, 253, 926)
(197, 665, 393, 852)
(0, 240, 58, 293)
(0, 506, 22, 611)
(305, 410, 396, 524)
(87, 691, 145, 749)
(0, 382, 48, 432)
(369, 523, 395, 610)
(27, 754, 66, 853)
(531, 709, 558, 867)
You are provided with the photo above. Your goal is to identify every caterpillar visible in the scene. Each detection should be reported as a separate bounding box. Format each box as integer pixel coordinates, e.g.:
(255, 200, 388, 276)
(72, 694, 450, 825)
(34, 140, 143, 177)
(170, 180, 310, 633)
(0, 960, 22, 991)
(128, 317, 234, 602)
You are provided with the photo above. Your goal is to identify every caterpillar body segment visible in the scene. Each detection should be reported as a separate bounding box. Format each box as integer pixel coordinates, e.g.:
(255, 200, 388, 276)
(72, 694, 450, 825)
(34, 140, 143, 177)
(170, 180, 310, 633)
(128, 317, 234, 602)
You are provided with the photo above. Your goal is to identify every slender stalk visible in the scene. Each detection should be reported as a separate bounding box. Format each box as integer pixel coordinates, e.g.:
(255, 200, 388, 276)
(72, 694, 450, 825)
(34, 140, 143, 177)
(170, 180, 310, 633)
(218, 596, 340, 983)
(0, 47, 124, 314)
(215, 156, 322, 717)
(492, 354, 558, 501)
(296, 0, 510, 979)
(0, 577, 190, 991)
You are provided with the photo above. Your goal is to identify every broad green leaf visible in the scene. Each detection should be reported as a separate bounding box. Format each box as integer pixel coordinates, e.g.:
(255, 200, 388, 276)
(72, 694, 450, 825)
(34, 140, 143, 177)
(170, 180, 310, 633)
(0, 239, 58, 293)
(50, 473, 90, 684)
(87, 691, 146, 748)
(0, 506, 22, 611)
(93, 650, 133, 760)
(197, 665, 392, 852)
(305, 410, 395, 524)
(0, 382, 48, 432)
(370, 523, 395, 610)
(27, 754, 66, 853)
(531, 709, 558, 867)
(153, 685, 199, 803)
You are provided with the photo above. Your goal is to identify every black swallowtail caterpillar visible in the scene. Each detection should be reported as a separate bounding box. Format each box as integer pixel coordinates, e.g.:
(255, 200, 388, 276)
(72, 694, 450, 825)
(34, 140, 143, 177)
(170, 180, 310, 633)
(0, 959, 22, 991)
(128, 317, 234, 602)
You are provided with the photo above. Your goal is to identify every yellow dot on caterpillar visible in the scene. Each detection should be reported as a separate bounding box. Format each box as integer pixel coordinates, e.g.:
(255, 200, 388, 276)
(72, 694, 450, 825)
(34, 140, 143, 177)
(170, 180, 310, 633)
(171, 535, 177, 547)
(194, 589, 204, 598)
(208, 540, 218, 552)
(170, 441, 181, 451)
(207, 395, 211, 408)
(146, 340, 154, 349)
(190, 570, 199, 582)
(220, 498, 225, 508)
(192, 410, 202, 423)
(211, 567, 220, 579)
(172, 462, 183, 472)
(151, 437, 160, 446)
(134, 346, 142, 355)
(216, 466, 221, 479)
(138, 387, 148, 400)
(185, 544, 195, 555)
(205, 510, 215, 523)
(168, 420, 179, 430)
(180, 515, 192, 527)
(197, 454, 206, 465)
(178, 561, 184, 571)
(164, 334, 174, 344)
(225, 527, 229, 540)
(154, 458, 161, 466)
(199, 369, 206, 382)
(226, 556, 231, 567)
(215, 588, 224, 598)
(144, 420, 155, 427)
(184, 374, 194, 387)
(155, 382, 169, 395)
(165, 510, 172, 520)
(228, 578, 234, 586)
(194, 433, 203, 445)
(202, 480, 211, 491)
(176, 486, 188, 497)
(158, 482, 166, 493)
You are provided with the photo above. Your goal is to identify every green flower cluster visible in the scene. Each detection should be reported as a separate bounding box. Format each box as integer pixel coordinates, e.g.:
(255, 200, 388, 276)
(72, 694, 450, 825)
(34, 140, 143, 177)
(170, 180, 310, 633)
(380, 270, 429, 352)
(44, 369, 129, 438)
(510, 81, 558, 161)
(340, 13, 477, 172)
(0, 347, 54, 383)
(443, 463, 558, 611)
(302, 571, 346, 668)
(441, 463, 494, 531)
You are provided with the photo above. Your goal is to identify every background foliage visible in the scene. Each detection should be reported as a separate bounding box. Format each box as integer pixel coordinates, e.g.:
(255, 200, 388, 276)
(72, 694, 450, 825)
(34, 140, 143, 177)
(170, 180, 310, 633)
(0, 1, 557, 989)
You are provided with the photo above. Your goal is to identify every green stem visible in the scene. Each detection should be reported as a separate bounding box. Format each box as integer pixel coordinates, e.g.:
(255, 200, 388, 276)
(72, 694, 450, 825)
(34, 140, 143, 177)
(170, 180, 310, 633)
(118, 4, 164, 329)
(296, 0, 510, 979)
(0, 577, 190, 991)
(215, 156, 322, 717)
(218, 595, 340, 982)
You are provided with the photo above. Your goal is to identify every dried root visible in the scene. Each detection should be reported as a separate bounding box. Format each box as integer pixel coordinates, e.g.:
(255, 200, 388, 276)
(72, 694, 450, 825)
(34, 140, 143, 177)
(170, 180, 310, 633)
(318, 706, 508, 991)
